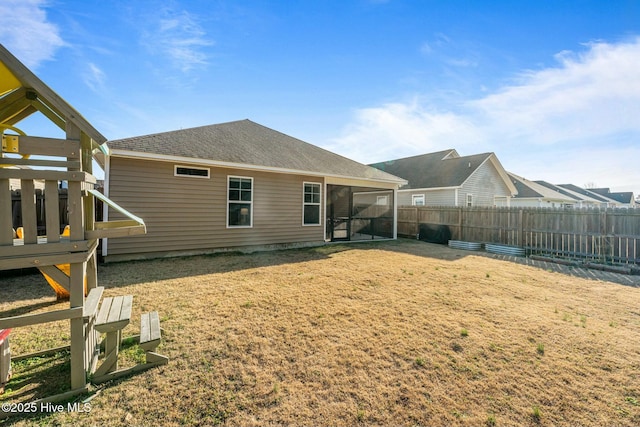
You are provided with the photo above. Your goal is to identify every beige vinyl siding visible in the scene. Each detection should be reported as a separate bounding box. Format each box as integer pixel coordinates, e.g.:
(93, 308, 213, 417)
(458, 161, 512, 207)
(106, 157, 325, 258)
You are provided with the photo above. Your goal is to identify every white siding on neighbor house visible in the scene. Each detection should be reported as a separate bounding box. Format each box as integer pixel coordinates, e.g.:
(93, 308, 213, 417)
(457, 160, 512, 207)
(398, 189, 456, 206)
(105, 157, 325, 259)
(510, 198, 573, 208)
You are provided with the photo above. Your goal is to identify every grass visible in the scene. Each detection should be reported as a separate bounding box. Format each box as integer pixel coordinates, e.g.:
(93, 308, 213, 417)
(532, 405, 542, 423)
(1, 239, 640, 426)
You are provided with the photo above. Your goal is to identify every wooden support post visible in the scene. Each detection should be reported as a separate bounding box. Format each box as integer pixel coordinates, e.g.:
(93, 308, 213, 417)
(68, 181, 83, 242)
(44, 180, 60, 241)
(67, 122, 88, 390)
(20, 179, 37, 244)
(86, 251, 98, 291)
(69, 262, 86, 390)
(0, 178, 11, 245)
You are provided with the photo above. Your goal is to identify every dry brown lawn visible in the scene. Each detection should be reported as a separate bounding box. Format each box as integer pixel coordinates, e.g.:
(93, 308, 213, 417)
(1, 239, 640, 426)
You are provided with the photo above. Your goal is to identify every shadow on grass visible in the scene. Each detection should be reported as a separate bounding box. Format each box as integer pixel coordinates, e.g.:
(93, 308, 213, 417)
(2, 239, 636, 309)
(0, 339, 148, 415)
(383, 239, 640, 288)
(1, 351, 71, 403)
(0, 300, 62, 320)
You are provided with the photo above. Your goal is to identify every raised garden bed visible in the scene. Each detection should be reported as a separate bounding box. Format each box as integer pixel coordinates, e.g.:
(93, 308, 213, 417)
(448, 240, 482, 251)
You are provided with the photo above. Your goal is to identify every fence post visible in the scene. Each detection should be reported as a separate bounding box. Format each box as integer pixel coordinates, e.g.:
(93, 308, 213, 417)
(518, 209, 523, 248)
(458, 207, 463, 241)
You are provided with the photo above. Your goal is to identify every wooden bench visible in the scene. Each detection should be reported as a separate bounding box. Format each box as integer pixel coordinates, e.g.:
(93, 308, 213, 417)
(92, 308, 168, 384)
(94, 295, 133, 377)
(83, 286, 104, 319)
(139, 312, 168, 365)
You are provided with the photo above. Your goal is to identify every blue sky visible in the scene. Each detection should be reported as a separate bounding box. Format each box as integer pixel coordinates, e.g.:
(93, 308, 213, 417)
(1, 0, 639, 194)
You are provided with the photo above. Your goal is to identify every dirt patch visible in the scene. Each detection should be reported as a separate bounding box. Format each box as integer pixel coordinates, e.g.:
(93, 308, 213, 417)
(2, 239, 640, 426)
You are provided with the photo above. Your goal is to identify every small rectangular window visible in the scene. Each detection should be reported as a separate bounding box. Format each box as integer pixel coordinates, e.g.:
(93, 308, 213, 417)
(412, 194, 425, 206)
(466, 194, 473, 207)
(303, 182, 321, 226)
(175, 165, 210, 178)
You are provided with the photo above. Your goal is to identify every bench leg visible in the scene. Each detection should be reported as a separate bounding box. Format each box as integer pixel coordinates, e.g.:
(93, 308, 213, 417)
(94, 330, 120, 377)
(146, 351, 169, 364)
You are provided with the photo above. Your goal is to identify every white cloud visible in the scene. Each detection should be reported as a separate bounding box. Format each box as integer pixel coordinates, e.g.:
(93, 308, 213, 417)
(0, 0, 64, 68)
(82, 62, 106, 93)
(329, 37, 640, 192)
(326, 100, 478, 163)
(141, 8, 213, 73)
(470, 38, 640, 145)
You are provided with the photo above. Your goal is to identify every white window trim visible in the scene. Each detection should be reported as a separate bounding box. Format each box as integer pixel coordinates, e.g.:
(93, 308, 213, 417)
(466, 193, 473, 207)
(376, 195, 389, 206)
(412, 194, 425, 206)
(226, 175, 253, 228)
(174, 164, 210, 179)
(302, 181, 322, 226)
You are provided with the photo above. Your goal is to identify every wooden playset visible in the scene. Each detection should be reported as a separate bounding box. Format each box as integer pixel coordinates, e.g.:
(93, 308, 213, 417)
(0, 44, 167, 403)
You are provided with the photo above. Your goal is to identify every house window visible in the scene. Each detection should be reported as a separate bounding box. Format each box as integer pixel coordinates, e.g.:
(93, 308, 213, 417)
(412, 194, 425, 206)
(466, 194, 473, 207)
(303, 182, 321, 225)
(174, 165, 210, 178)
(376, 195, 389, 206)
(228, 176, 253, 227)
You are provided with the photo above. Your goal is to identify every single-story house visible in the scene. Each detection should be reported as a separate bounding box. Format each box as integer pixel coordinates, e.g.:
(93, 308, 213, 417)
(534, 181, 607, 208)
(554, 184, 622, 208)
(369, 149, 517, 207)
(587, 187, 637, 208)
(508, 173, 578, 208)
(102, 119, 406, 261)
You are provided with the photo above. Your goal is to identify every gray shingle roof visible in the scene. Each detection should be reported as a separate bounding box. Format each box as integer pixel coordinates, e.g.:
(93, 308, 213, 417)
(107, 119, 404, 184)
(507, 173, 576, 201)
(369, 150, 495, 189)
(557, 184, 613, 203)
(535, 181, 582, 201)
(589, 188, 634, 204)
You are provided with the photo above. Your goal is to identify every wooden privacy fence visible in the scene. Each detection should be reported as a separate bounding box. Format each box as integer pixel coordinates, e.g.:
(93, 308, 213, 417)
(10, 188, 104, 235)
(398, 206, 640, 265)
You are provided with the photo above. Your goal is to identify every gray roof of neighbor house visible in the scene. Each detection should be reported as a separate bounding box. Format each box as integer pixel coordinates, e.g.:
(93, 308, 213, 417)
(370, 150, 515, 193)
(107, 119, 405, 184)
(557, 184, 616, 204)
(507, 173, 577, 202)
(589, 188, 635, 204)
(535, 181, 582, 201)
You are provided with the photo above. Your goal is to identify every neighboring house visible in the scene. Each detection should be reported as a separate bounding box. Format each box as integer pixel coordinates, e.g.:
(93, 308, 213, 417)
(102, 119, 406, 261)
(556, 184, 622, 208)
(535, 181, 607, 208)
(508, 173, 578, 208)
(588, 188, 637, 208)
(369, 149, 517, 207)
